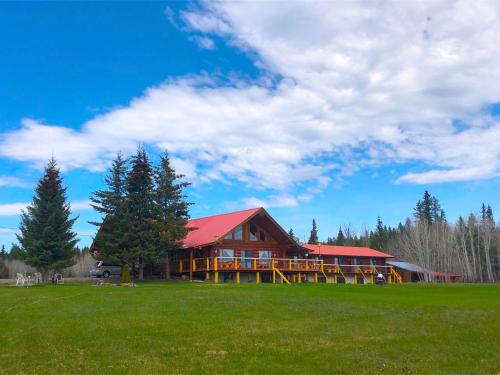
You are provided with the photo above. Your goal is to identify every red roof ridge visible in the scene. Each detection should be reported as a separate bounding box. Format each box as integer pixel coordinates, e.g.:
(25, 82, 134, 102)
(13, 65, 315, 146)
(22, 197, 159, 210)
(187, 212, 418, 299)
(188, 207, 262, 223)
(303, 244, 394, 258)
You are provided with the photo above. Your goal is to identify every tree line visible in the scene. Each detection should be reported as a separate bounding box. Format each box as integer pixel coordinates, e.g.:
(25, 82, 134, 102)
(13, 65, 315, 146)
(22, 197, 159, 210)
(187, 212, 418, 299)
(4, 147, 190, 281)
(304, 191, 499, 282)
(90, 147, 191, 279)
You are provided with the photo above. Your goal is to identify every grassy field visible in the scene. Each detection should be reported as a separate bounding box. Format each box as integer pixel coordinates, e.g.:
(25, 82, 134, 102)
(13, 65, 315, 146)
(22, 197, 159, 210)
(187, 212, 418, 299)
(0, 282, 499, 375)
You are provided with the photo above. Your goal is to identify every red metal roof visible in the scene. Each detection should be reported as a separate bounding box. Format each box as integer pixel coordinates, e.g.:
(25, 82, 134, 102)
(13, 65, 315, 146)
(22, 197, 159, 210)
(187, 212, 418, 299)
(303, 244, 394, 258)
(182, 207, 262, 248)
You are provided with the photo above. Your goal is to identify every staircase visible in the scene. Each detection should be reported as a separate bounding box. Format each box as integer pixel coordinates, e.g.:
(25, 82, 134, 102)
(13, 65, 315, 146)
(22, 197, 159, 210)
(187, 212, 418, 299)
(390, 267, 403, 284)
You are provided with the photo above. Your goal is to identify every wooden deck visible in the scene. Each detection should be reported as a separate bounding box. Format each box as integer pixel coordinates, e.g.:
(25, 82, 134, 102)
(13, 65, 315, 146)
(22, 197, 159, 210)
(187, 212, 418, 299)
(172, 257, 403, 284)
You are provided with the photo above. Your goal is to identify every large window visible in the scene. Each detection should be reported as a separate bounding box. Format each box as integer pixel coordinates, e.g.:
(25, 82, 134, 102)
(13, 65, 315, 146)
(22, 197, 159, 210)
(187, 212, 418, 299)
(224, 225, 243, 240)
(250, 223, 258, 241)
(259, 250, 272, 265)
(234, 225, 243, 240)
(219, 249, 234, 262)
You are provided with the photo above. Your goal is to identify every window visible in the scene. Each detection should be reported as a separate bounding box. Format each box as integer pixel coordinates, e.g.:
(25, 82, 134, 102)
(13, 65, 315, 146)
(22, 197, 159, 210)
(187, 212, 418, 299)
(241, 250, 253, 268)
(234, 225, 243, 240)
(224, 225, 243, 240)
(259, 231, 267, 242)
(334, 257, 339, 265)
(250, 223, 258, 241)
(219, 249, 234, 262)
(259, 250, 272, 265)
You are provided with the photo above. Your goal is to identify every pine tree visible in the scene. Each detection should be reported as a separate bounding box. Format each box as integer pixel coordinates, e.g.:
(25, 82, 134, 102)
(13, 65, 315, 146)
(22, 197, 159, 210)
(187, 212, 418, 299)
(153, 150, 191, 279)
(17, 158, 78, 280)
(0, 245, 6, 258)
(308, 219, 319, 244)
(414, 191, 445, 224)
(90, 152, 129, 265)
(125, 146, 156, 280)
(8, 244, 25, 260)
(335, 227, 345, 246)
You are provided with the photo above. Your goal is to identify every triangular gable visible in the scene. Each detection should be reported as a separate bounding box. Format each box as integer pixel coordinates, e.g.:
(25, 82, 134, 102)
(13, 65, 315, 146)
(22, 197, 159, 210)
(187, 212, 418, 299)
(182, 207, 297, 248)
(182, 207, 261, 248)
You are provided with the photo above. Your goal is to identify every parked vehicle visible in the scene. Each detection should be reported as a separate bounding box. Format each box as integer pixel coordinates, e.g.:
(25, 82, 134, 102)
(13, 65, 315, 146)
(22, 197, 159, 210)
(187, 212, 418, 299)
(90, 261, 122, 278)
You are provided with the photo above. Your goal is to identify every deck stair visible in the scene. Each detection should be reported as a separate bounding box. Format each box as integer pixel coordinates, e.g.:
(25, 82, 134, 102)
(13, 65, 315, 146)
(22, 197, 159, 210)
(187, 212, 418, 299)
(390, 267, 403, 284)
(273, 267, 291, 284)
(356, 266, 370, 284)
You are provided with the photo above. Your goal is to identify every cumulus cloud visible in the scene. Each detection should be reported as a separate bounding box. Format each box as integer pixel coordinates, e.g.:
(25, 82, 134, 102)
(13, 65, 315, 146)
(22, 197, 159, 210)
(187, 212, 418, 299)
(0, 176, 28, 188)
(0, 203, 28, 216)
(189, 35, 216, 50)
(1, 0, 500, 207)
(0, 199, 93, 216)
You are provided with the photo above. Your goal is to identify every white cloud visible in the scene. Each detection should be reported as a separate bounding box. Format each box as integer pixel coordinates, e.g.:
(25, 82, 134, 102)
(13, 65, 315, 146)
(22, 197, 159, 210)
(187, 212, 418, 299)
(0, 176, 28, 188)
(189, 35, 216, 50)
(241, 194, 298, 209)
(0, 228, 17, 236)
(0, 202, 28, 216)
(0, 199, 92, 217)
(1, 0, 500, 195)
(70, 199, 93, 211)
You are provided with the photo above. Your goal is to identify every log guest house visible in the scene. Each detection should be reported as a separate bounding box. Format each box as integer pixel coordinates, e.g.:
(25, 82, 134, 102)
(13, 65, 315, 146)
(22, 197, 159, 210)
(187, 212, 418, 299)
(171, 207, 403, 284)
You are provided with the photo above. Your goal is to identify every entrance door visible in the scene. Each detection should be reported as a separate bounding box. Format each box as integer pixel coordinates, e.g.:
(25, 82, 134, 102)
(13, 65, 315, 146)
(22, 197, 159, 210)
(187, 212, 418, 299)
(241, 250, 253, 268)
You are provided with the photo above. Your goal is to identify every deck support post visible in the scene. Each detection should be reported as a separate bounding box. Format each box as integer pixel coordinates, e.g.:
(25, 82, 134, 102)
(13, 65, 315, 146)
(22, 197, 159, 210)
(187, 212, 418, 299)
(179, 260, 183, 273)
(298, 272, 302, 284)
(214, 257, 218, 284)
(388, 274, 392, 284)
(314, 272, 318, 284)
(256, 272, 260, 283)
(205, 272, 210, 281)
(236, 272, 240, 284)
(334, 275, 337, 284)
(189, 250, 193, 281)
(370, 274, 374, 284)
(272, 270, 276, 284)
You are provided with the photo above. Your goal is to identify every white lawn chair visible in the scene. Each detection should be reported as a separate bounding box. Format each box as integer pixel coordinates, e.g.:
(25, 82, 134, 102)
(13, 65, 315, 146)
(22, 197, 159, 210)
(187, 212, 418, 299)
(34, 272, 42, 284)
(15, 273, 26, 286)
(55, 273, 64, 284)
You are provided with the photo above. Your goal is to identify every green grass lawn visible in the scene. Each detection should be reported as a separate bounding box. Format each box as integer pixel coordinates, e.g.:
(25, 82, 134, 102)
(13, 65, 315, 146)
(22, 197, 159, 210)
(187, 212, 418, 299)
(0, 282, 499, 375)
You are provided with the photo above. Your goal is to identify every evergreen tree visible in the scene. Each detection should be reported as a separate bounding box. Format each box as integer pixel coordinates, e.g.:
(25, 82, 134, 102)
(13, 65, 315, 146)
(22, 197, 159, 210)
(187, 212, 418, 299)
(90, 152, 129, 265)
(153, 150, 191, 279)
(308, 219, 319, 244)
(486, 205, 494, 223)
(0, 245, 6, 258)
(335, 227, 345, 246)
(414, 190, 445, 224)
(8, 244, 25, 260)
(125, 146, 156, 280)
(17, 158, 78, 280)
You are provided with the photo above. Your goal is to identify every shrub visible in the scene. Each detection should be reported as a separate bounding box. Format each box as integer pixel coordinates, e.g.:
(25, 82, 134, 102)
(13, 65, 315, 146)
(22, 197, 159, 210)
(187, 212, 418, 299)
(121, 264, 131, 284)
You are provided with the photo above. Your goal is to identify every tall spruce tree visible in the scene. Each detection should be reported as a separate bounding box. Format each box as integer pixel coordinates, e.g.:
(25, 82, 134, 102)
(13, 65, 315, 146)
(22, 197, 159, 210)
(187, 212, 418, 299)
(17, 158, 78, 280)
(308, 219, 319, 244)
(414, 190, 445, 224)
(90, 152, 129, 265)
(153, 151, 192, 279)
(125, 146, 156, 280)
(335, 227, 345, 246)
(0, 245, 6, 258)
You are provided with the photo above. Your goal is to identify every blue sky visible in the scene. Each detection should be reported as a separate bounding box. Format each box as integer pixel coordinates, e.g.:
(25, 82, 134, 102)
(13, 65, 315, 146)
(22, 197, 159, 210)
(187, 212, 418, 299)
(1, 1, 500, 248)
